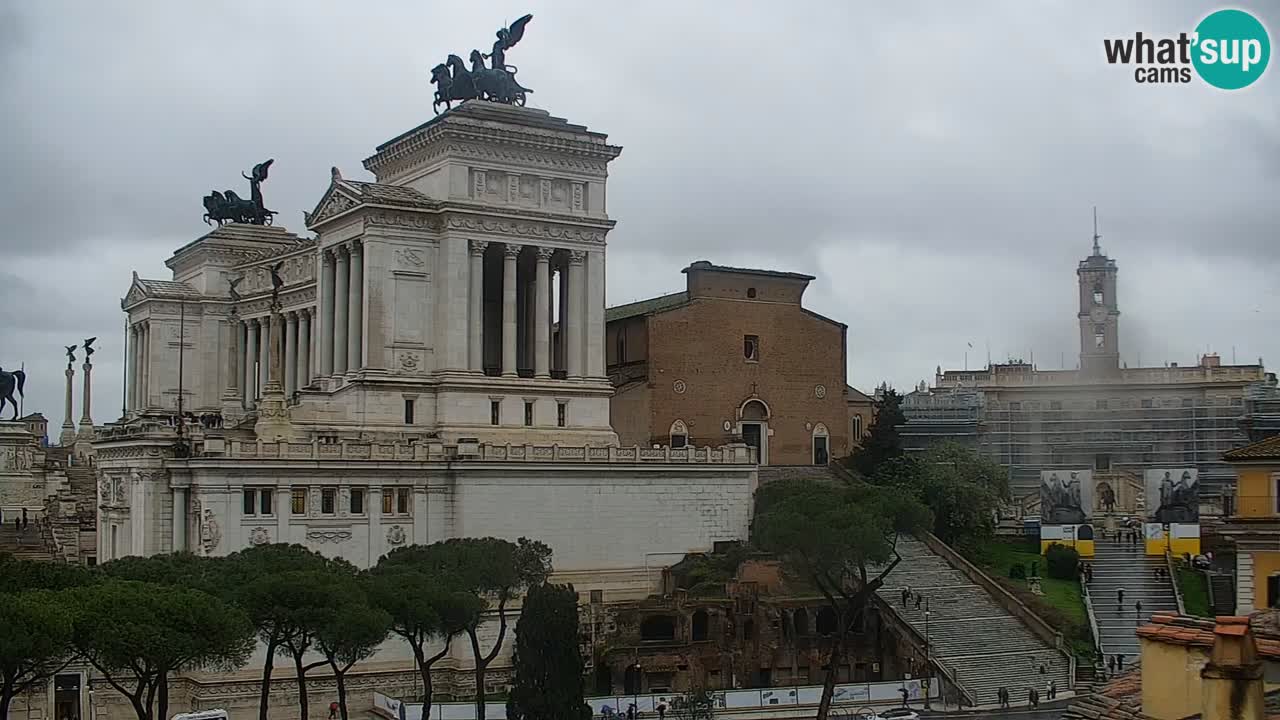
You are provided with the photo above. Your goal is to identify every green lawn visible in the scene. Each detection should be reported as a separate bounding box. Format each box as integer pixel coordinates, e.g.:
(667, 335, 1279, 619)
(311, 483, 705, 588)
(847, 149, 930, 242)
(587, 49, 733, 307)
(1177, 565, 1212, 617)
(970, 538, 1093, 661)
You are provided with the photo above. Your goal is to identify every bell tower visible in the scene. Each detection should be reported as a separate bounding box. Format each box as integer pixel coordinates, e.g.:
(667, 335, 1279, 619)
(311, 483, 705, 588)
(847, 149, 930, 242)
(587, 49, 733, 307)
(1077, 208, 1120, 377)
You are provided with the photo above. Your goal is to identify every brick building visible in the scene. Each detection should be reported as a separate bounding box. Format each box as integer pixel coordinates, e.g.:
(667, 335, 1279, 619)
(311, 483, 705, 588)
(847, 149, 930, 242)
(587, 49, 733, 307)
(606, 261, 849, 466)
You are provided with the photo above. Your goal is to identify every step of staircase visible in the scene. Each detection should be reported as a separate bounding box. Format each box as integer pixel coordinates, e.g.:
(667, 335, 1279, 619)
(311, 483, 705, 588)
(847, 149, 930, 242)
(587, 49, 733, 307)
(1087, 540, 1180, 661)
(876, 537, 1072, 707)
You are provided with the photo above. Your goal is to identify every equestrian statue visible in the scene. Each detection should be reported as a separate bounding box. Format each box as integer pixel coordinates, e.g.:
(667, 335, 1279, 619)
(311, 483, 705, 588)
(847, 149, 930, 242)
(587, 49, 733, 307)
(432, 14, 534, 114)
(202, 159, 278, 226)
(0, 368, 25, 421)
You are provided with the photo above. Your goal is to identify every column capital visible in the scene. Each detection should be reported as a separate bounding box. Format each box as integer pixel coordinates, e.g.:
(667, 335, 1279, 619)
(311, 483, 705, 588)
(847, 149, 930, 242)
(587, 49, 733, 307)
(568, 250, 587, 265)
(469, 239, 489, 257)
(535, 247, 555, 262)
(502, 243, 522, 258)
(322, 247, 336, 263)
(286, 310, 299, 323)
(347, 238, 363, 254)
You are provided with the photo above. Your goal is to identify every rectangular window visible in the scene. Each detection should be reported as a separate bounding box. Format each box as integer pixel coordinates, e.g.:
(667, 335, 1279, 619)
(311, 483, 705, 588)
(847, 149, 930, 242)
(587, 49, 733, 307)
(382, 489, 393, 515)
(404, 398, 415, 425)
(743, 334, 759, 361)
(291, 488, 306, 515)
(490, 400, 501, 426)
(1096, 399, 1107, 410)
(557, 402, 566, 428)
(259, 489, 273, 516)
(243, 489, 257, 516)
(1274, 476, 1280, 516)
(671, 433, 688, 449)
(1141, 398, 1153, 408)
(321, 488, 336, 515)
(524, 401, 534, 427)
(1010, 402, 1022, 411)
(350, 488, 364, 515)
(1049, 401, 1062, 410)
(397, 487, 411, 515)
(1182, 398, 1194, 408)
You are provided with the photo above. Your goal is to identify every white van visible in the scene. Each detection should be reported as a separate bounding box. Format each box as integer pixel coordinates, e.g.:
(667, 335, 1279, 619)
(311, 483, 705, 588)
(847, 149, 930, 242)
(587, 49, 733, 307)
(172, 711, 230, 720)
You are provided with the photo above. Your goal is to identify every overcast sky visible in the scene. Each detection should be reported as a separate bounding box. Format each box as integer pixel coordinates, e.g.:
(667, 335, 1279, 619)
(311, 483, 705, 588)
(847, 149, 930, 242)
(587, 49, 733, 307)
(2, 1, 1277, 430)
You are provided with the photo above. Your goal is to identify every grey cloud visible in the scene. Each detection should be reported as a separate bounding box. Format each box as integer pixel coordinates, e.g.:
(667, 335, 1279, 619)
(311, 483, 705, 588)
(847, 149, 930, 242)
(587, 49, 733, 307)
(2, 0, 1277, 422)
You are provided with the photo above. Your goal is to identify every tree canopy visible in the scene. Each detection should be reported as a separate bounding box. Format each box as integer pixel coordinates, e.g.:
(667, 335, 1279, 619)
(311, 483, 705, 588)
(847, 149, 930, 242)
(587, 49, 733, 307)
(0, 590, 76, 720)
(506, 583, 589, 720)
(847, 388, 906, 476)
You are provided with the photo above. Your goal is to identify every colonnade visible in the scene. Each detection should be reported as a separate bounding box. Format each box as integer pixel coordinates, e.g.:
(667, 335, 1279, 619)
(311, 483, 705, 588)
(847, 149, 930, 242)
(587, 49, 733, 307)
(237, 310, 315, 405)
(125, 321, 151, 412)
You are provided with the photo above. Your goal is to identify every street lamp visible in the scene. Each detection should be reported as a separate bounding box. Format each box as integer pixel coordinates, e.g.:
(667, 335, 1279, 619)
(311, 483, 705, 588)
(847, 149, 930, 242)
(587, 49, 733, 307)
(923, 597, 931, 710)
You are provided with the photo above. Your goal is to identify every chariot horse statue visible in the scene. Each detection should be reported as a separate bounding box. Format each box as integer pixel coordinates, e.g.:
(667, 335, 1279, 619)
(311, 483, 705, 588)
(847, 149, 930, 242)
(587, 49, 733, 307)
(0, 368, 26, 420)
(432, 14, 534, 114)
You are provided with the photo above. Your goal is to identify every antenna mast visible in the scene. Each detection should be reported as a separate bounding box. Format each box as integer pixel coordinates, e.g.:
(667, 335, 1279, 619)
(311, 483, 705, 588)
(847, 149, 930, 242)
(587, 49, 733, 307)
(1092, 206, 1102, 256)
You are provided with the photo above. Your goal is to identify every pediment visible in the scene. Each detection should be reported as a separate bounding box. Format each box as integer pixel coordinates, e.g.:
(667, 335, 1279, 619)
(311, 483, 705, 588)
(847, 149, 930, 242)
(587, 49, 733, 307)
(306, 184, 362, 228)
(122, 274, 148, 307)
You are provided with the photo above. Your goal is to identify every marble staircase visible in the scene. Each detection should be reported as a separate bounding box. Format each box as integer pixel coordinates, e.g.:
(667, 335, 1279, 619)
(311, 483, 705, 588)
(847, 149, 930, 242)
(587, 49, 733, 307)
(877, 537, 1072, 705)
(1086, 536, 1179, 662)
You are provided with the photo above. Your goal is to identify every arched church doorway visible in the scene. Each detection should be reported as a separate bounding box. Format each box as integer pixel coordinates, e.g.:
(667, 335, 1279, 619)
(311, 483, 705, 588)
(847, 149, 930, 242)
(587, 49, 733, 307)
(740, 399, 770, 465)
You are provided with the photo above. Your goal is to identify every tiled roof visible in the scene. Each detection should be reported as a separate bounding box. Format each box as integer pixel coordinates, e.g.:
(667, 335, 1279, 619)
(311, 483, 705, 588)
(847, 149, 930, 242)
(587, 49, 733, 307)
(345, 181, 438, 209)
(1062, 669, 1148, 720)
(137, 279, 202, 299)
(846, 386, 874, 403)
(605, 291, 687, 323)
(681, 260, 815, 281)
(1135, 614, 1280, 657)
(1224, 435, 1280, 462)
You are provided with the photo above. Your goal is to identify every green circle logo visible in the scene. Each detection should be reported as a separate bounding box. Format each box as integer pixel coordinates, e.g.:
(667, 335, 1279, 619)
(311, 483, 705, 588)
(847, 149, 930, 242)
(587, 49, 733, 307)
(1192, 9, 1271, 89)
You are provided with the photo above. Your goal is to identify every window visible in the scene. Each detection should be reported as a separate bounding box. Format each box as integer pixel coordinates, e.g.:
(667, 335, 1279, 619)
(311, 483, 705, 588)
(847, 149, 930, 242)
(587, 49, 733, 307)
(589, 589, 604, 604)
(524, 401, 534, 427)
(557, 402, 567, 428)
(1010, 401, 1022, 411)
(243, 489, 256, 516)
(1232, 397, 1243, 407)
(747, 287, 757, 299)
(1182, 398, 1194, 408)
(691, 610, 709, 642)
(490, 400, 501, 426)
(397, 487, 411, 515)
(291, 488, 306, 515)
(1274, 476, 1280, 516)
(1094, 325, 1105, 349)
(404, 398, 415, 425)
(1095, 454, 1111, 470)
(743, 335, 759, 361)
(851, 415, 863, 442)
(259, 489, 274, 515)
(1050, 400, 1062, 410)
(350, 488, 364, 515)
(812, 423, 830, 465)
(321, 488, 336, 515)
(1096, 399, 1108, 410)
(615, 331, 626, 364)
(1093, 285, 1104, 305)
(382, 489, 394, 514)
(1141, 398, 1153, 408)
(670, 420, 688, 449)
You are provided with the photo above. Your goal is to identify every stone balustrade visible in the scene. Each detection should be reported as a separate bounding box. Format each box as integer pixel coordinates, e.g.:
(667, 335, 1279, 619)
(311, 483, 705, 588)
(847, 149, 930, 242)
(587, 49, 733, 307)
(198, 437, 757, 464)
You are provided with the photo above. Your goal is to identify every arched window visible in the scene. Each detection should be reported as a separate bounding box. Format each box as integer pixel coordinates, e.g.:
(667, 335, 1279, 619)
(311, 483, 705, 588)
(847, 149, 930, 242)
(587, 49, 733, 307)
(851, 415, 863, 444)
(669, 420, 688, 449)
(793, 608, 809, 636)
(1094, 324, 1106, 349)
(812, 423, 830, 465)
(815, 607, 838, 636)
(691, 610, 709, 642)
(1093, 285, 1104, 305)
(741, 399, 769, 421)
(640, 615, 676, 642)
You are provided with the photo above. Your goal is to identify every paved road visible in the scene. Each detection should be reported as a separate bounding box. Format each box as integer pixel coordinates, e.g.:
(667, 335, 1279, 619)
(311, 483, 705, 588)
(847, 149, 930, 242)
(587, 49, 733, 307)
(922, 701, 1070, 720)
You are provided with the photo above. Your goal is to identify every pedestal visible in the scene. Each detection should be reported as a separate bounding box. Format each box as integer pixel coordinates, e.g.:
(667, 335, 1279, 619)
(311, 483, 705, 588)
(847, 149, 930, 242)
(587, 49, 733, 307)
(254, 311, 294, 441)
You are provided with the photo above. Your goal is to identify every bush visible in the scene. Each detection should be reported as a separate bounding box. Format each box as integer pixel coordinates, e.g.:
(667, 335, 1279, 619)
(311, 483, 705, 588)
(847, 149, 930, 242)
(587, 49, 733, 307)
(1044, 543, 1080, 580)
(1008, 563, 1027, 580)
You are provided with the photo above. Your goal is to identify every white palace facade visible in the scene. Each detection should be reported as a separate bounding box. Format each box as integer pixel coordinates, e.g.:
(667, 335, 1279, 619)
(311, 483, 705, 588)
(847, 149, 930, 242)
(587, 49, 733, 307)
(90, 103, 758, 715)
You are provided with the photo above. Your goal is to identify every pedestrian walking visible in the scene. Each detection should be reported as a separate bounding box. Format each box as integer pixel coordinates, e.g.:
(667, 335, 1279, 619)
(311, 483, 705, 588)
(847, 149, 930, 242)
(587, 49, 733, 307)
(21, 508, 28, 530)
(1117, 653, 1126, 670)
(1029, 687, 1040, 709)
(1049, 679, 1057, 700)
(901, 587, 910, 607)
(657, 703, 666, 720)
(627, 703, 636, 720)
(1107, 655, 1116, 673)
(915, 594, 922, 610)
(1117, 587, 1125, 607)
(1136, 599, 1144, 624)
(328, 701, 339, 719)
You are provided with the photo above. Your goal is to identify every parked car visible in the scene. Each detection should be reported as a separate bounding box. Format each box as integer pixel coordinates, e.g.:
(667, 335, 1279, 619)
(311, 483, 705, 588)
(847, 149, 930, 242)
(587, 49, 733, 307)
(881, 708, 921, 720)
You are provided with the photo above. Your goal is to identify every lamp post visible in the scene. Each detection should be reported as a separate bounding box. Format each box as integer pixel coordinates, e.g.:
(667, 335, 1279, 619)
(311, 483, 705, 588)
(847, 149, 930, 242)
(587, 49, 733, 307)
(923, 597, 932, 710)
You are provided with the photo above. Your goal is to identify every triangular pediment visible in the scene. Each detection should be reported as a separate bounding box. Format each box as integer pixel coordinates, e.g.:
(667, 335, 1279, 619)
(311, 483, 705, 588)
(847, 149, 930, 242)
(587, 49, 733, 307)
(122, 272, 149, 308)
(305, 183, 361, 228)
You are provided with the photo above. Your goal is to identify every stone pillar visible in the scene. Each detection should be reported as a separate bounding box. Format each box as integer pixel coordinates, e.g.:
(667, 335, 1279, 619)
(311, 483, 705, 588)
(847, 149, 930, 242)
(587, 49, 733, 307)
(556, 261, 568, 373)
(468, 240, 487, 372)
(79, 359, 93, 432)
(587, 250, 606, 378)
(413, 486, 428, 545)
(172, 487, 187, 553)
(347, 241, 363, 373)
(567, 250, 586, 380)
(334, 247, 350, 376)
(139, 323, 150, 409)
(368, 484, 383, 567)
(320, 251, 336, 377)
(284, 313, 297, 395)
(126, 325, 138, 414)
(258, 319, 270, 395)
(534, 248, 552, 378)
(501, 244, 519, 377)
(61, 363, 76, 445)
(222, 317, 240, 402)
(243, 320, 257, 406)
(276, 483, 290, 543)
(298, 309, 311, 388)
(268, 313, 284, 388)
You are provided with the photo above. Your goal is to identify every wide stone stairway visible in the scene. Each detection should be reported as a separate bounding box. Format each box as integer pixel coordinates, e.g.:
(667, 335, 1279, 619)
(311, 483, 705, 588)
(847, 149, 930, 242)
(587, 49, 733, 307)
(877, 537, 1072, 706)
(1087, 535, 1179, 662)
(0, 520, 57, 561)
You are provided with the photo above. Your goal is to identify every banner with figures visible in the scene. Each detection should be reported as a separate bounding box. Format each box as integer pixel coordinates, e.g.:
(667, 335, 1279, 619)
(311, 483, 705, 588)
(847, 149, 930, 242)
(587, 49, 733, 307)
(1143, 468, 1201, 556)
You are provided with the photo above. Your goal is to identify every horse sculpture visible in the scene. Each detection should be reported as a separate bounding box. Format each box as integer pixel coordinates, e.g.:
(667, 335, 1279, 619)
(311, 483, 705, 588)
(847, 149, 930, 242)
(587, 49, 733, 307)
(430, 15, 534, 114)
(202, 159, 277, 226)
(0, 368, 26, 420)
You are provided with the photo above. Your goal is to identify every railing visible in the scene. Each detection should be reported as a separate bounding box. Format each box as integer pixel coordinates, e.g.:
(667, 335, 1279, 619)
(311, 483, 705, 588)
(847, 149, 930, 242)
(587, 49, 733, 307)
(1080, 577, 1105, 659)
(196, 438, 758, 465)
(1166, 551, 1187, 616)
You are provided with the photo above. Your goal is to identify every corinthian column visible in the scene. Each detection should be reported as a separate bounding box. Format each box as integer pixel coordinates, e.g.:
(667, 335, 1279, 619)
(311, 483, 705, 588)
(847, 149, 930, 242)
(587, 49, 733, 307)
(334, 247, 350, 376)
(126, 325, 139, 413)
(298, 309, 311, 388)
(284, 312, 298, 395)
(320, 251, 336, 377)
(222, 317, 240, 402)
(258, 317, 270, 394)
(567, 251, 586, 380)
(468, 240, 487, 372)
(534, 247, 552, 378)
(347, 241, 363, 373)
(243, 320, 257, 406)
(501, 244, 519, 377)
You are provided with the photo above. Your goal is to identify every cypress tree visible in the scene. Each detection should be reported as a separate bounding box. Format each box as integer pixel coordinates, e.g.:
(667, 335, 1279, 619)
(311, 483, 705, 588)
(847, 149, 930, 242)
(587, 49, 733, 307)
(506, 583, 590, 720)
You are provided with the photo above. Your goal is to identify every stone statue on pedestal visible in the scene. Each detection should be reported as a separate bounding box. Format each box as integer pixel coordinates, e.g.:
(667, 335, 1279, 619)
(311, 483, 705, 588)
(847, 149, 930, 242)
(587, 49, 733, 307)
(0, 368, 25, 421)
(202, 159, 277, 226)
(431, 14, 534, 113)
